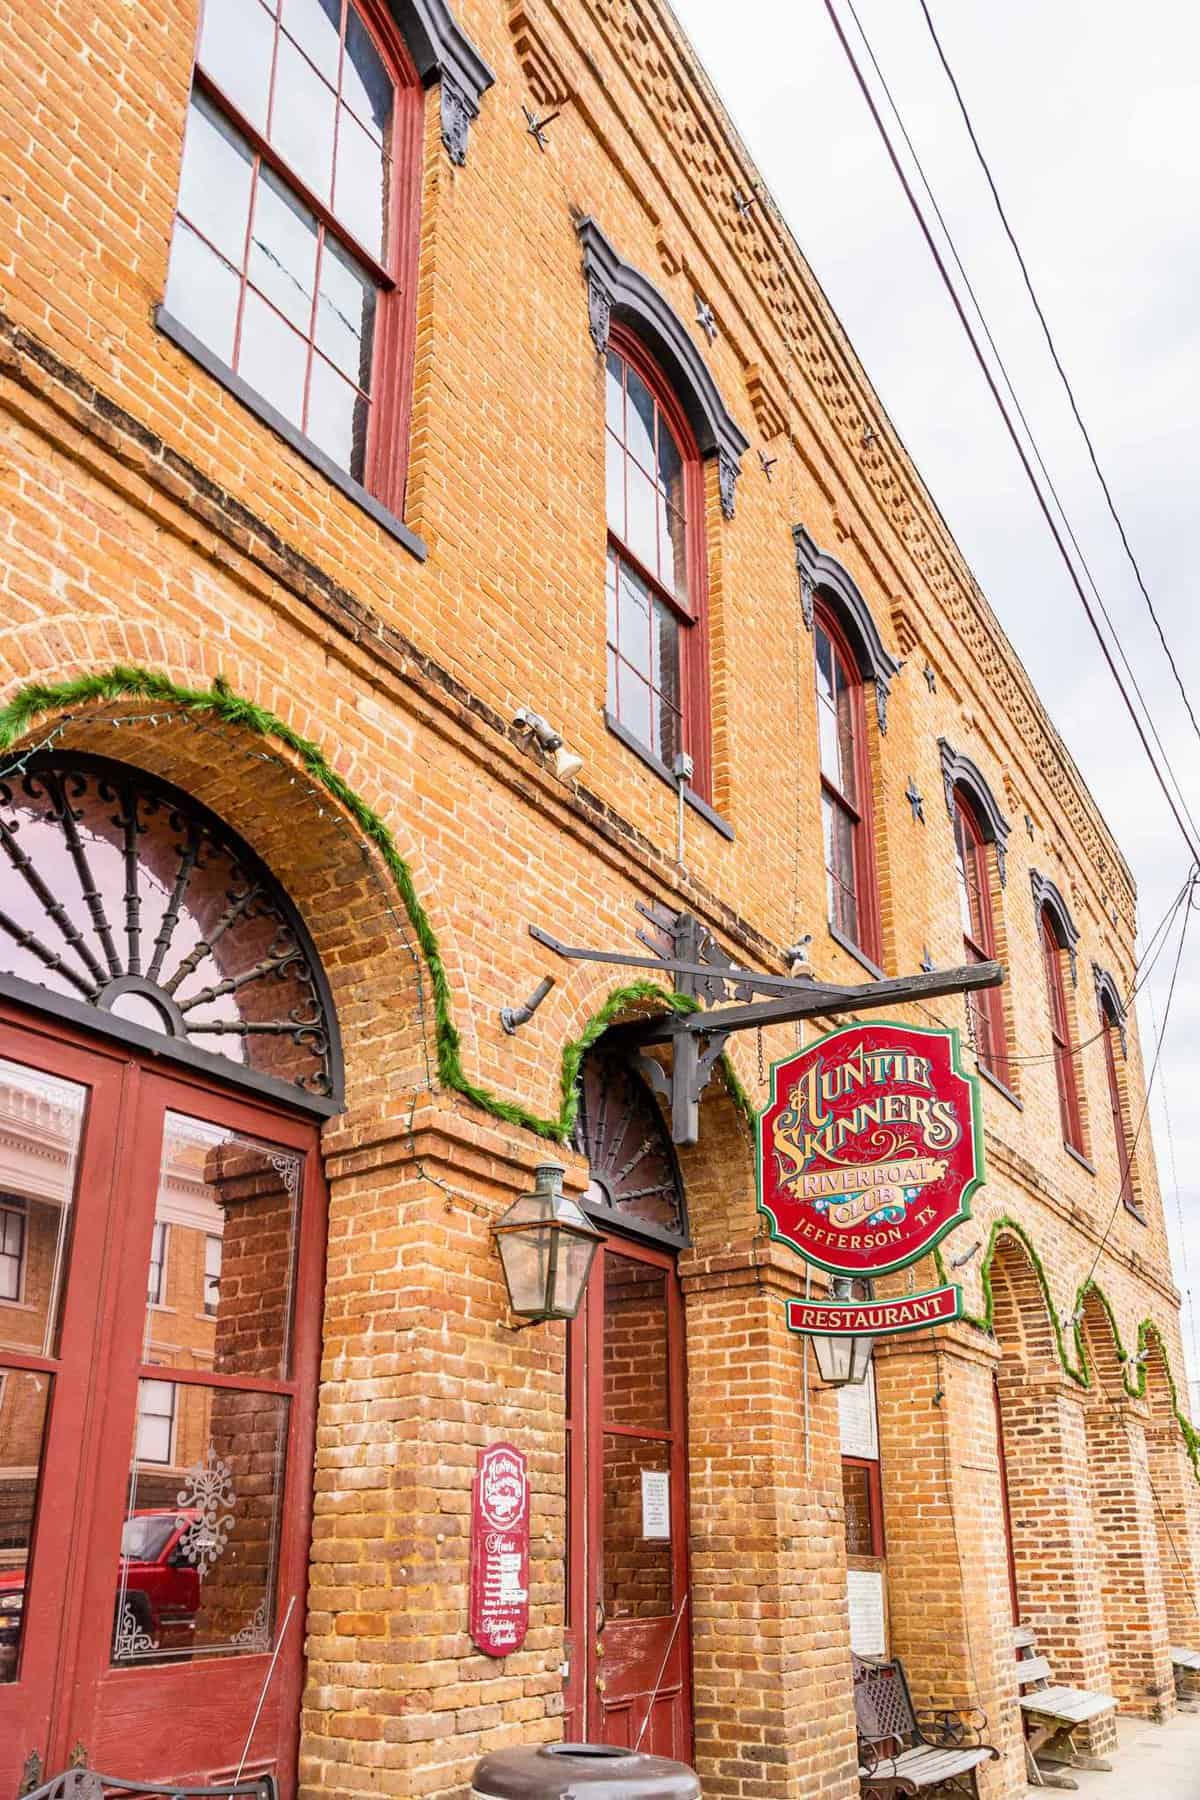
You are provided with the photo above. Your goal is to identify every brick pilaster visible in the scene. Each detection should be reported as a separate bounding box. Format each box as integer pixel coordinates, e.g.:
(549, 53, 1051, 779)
(874, 1328, 1025, 1800)
(680, 1249, 859, 1800)
(1144, 1420, 1200, 1658)
(1085, 1395, 1175, 1718)
(995, 1371, 1113, 1694)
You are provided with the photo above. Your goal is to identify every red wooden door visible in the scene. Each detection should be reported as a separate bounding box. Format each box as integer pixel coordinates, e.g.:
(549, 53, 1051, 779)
(0, 1004, 325, 1796)
(565, 1237, 691, 1760)
(0, 1017, 125, 1799)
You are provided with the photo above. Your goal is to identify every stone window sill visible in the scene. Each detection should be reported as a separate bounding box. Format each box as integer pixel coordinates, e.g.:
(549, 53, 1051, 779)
(156, 307, 427, 562)
(1064, 1141, 1096, 1176)
(603, 712, 734, 840)
(977, 1064, 1023, 1110)
(827, 924, 885, 981)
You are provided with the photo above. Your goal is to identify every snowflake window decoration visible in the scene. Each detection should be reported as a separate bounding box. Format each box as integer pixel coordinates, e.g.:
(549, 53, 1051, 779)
(175, 1443, 237, 1578)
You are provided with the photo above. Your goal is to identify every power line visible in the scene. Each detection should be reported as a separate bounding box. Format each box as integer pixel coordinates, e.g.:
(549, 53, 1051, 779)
(841, 0, 1200, 854)
(822, 0, 1200, 870)
(916, 0, 1200, 760)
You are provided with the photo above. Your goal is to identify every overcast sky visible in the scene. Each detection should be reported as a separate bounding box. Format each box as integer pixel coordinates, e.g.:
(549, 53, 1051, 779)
(672, 0, 1200, 1380)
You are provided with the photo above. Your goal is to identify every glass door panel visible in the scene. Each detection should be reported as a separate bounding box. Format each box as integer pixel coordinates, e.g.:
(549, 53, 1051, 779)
(0, 1021, 124, 1800)
(75, 1075, 322, 1800)
(0, 1372, 53, 1683)
(571, 1240, 691, 1761)
(0, 1056, 87, 1360)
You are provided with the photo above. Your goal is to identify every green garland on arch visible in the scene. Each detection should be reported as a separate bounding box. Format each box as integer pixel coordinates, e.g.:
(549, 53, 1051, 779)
(0, 665, 754, 1143)
(936, 1216, 1200, 1474)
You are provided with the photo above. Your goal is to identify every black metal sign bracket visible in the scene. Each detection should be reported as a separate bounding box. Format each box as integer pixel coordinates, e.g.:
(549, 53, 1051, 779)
(528, 910, 1003, 1145)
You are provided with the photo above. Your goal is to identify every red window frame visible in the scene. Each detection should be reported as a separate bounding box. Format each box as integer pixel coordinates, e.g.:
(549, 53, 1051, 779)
(841, 1455, 885, 1559)
(953, 790, 1007, 1081)
(605, 323, 713, 801)
(1100, 999, 1139, 1218)
(814, 602, 881, 966)
(174, 0, 423, 511)
(1040, 908, 1084, 1153)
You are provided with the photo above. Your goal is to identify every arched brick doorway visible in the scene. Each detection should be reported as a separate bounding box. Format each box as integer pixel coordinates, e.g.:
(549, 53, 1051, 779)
(564, 1045, 692, 1759)
(0, 753, 338, 1798)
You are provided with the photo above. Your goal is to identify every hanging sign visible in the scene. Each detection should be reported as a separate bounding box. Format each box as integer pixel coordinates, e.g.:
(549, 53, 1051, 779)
(758, 1020, 983, 1278)
(469, 1443, 530, 1657)
(786, 1284, 962, 1337)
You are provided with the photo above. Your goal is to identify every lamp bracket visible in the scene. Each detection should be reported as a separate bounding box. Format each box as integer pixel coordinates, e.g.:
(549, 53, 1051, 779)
(529, 907, 1003, 1147)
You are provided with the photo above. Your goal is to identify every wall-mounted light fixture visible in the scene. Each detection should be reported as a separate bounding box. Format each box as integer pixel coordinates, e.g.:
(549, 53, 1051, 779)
(512, 707, 584, 783)
(808, 1277, 877, 1388)
(493, 1162, 603, 1326)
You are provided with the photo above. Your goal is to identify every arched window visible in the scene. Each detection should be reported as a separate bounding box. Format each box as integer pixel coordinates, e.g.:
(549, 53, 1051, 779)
(1040, 905, 1084, 1154)
(1098, 988, 1139, 1218)
(162, 0, 421, 511)
(0, 752, 341, 1108)
(605, 330, 709, 795)
(953, 788, 1007, 1080)
(815, 603, 880, 965)
(0, 753, 337, 1791)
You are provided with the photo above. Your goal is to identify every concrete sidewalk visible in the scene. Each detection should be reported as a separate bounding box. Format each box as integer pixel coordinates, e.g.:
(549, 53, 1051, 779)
(1027, 1710, 1200, 1800)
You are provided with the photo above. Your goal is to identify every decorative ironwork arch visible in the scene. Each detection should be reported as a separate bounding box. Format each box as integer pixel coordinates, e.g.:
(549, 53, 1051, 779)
(571, 1044, 688, 1247)
(0, 752, 342, 1109)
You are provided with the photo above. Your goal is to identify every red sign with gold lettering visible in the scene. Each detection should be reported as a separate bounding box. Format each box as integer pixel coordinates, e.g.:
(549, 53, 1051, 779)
(757, 1021, 983, 1278)
(469, 1443, 530, 1658)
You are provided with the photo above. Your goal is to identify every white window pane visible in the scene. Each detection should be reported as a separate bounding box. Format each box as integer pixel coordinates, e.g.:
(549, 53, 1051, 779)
(177, 93, 253, 269)
(198, 0, 276, 132)
(237, 289, 308, 425)
(281, 0, 341, 80)
(135, 1379, 174, 1465)
(332, 106, 386, 261)
(625, 462, 658, 575)
(605, 352, 623, 437)
(165, 221, 241, 367)
(343, 6, 392, 139)
(271, 34, 337, 203)
(658, 498, 688, 605)
(605, 433, 624, 536)
(314, 235, 375, 386)
(616, 560, 652, 679)
(625, 364, 655, 473)
(617, 661, 652, 751)
(248, 168, 318, 331)
(307, 355, 368, 478)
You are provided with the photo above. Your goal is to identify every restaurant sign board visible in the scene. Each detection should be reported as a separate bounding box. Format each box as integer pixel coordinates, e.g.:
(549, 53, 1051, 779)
(469, 1442, 530, 1657)
(758, 1020, 983, 1279)
(786, 1283, 963, 1338)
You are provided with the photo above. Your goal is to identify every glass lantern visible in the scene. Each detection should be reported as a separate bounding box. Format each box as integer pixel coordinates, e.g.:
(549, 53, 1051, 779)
(493, 1162, 603, 1324)
(809, 1315, 877, 1387)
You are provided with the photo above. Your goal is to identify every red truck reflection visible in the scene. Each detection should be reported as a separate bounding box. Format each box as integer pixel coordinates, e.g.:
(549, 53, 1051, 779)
(0, 1508, 201, 1672)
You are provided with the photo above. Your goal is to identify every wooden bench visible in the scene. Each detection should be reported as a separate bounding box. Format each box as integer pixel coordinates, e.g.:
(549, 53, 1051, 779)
(852, 1653, 999, 1800)
(1015, 1625, 1117, 1788)
(1170, 1645, 1200, 1709)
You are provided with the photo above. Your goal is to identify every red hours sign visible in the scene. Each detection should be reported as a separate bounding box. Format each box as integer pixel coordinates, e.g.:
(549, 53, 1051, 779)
(469, 1442, 530, 1658)
(757, 1020, 983, 1278)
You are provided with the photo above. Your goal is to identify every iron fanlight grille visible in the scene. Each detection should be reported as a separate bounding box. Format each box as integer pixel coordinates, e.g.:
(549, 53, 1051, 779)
(0, 752, 339, 1100)
(571, 1046, 687, 1243)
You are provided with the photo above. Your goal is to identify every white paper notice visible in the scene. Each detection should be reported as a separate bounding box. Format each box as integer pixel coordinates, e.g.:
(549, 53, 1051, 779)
(846, 1567, 886, 1657)
(837, 1364, 878, 1459)
(641, 1469, 671, 1540)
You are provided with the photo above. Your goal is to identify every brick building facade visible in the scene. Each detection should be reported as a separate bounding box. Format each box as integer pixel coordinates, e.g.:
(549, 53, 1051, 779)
(0, 0, 1196, 1795)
